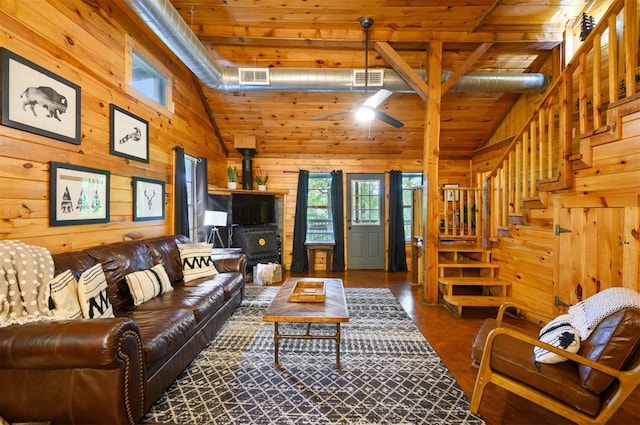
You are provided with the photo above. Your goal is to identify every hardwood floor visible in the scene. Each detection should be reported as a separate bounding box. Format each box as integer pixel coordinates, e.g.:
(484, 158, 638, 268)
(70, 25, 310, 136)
(280, 269, 640, 425)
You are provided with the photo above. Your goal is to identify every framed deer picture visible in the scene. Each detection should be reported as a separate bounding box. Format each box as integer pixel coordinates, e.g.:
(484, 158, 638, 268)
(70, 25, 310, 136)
(110, 103, 149, 163)
(133, 177, 165, 221)
(1, 48, 81, 145)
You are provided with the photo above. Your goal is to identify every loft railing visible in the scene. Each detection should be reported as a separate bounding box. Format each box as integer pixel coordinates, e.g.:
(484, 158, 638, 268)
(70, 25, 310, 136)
(481, 0, 638, 244)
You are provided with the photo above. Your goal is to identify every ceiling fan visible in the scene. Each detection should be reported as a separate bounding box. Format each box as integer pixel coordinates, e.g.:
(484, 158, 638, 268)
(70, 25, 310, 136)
(310, 17, 404, 128)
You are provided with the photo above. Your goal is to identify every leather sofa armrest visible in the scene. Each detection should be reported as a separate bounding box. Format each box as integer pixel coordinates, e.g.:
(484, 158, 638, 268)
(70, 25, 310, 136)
(214, 253, 247, 275)
(0, 317, 142, 369)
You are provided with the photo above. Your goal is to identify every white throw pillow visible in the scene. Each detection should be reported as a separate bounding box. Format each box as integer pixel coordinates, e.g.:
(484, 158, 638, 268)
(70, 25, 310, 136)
(533, 314, 580, 364)
(125, 264, 173, 306)
(177, 243, 218, 282)
(46, 269, 82, 319)
(77, 264, 114, 319)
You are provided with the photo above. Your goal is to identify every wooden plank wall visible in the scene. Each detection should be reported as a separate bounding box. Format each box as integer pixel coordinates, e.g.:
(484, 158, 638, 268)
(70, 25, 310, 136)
(0, 0, 227, 253)
(478, 101, 640, 322)
(221, 157, 470, 270)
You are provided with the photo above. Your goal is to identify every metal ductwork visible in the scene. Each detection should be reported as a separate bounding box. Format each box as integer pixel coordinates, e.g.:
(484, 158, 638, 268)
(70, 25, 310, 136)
(125, 0, 551, 94)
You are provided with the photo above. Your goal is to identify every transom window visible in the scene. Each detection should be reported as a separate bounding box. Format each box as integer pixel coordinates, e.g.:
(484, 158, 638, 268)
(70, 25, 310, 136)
(125, 34, 173, 116)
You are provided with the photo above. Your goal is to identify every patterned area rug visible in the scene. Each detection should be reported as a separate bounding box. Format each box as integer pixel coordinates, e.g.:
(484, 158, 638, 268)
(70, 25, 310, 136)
(142, 286, 485, 424)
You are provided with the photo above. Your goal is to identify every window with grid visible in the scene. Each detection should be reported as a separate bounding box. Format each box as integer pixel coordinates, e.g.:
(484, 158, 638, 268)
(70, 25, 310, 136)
(306, 173, 334, 242)
(351, 179, 380, 225)
(402, 173, 423, 242)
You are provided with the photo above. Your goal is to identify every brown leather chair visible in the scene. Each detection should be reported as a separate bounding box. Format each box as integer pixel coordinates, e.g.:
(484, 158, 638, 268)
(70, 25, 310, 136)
(470, 301, 640, 425)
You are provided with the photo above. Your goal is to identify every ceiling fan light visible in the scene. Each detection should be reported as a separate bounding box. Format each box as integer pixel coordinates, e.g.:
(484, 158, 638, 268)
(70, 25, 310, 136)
(355, 106, 375, 122)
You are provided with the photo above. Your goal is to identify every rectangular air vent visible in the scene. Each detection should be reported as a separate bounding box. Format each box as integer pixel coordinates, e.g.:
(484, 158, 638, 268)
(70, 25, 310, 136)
(353, 69, 384, 87)
(238, 68, 270, 85)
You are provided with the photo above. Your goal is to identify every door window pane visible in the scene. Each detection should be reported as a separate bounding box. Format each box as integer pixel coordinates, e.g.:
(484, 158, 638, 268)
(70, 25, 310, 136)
(351, 179, 380, 225)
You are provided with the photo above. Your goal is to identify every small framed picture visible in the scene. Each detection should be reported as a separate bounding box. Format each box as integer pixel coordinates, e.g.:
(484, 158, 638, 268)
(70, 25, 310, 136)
(444, 183, 459, 202)
(133, 177, 165, 221)
(110, 104, 149, 163)
(1, 48, 81, 144)
(50, 162, 110, 226)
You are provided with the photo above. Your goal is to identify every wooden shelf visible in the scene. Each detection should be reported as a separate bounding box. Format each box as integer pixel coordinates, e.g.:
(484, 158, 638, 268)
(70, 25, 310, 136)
(208, 185, 286, 197)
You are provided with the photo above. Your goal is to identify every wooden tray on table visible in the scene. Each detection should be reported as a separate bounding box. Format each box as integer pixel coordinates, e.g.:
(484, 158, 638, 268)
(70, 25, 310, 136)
(289, 280, 326, 302)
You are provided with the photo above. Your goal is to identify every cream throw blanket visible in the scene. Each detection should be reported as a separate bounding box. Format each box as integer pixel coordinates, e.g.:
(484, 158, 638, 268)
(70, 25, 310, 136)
(0, 240, 55, 327)
(568, 287, 640, 340)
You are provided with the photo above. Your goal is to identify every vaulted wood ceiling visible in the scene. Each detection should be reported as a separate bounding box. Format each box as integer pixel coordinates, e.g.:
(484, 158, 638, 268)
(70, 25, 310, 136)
(165, 0, 592, 160)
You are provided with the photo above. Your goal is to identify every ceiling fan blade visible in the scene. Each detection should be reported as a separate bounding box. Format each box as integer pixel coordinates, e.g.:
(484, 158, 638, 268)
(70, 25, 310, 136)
(374, 110, 404, 128)
(362, 89, 393, 108)
(310, 110, 352, 120)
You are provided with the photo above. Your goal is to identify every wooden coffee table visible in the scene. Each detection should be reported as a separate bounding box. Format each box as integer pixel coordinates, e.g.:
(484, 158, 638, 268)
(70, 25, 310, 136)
(263, 277, 349, 369)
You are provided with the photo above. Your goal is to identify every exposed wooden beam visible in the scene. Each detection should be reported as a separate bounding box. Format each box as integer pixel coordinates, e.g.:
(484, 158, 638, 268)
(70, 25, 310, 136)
(472, 0, 503, 33)
(375, 41, 429, 101)
(197, 27, 564, 46)
(424, 40, 442, 305)
(191, 73, 228, 156)
(441, 42, 493, 94)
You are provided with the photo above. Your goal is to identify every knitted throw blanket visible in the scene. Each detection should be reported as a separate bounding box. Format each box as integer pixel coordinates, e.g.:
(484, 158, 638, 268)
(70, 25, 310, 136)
(0, 240, 55, 327)
(568, 287, 640, 340)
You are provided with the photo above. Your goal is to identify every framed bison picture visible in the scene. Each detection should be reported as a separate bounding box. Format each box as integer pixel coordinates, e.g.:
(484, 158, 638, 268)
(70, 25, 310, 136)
(110, 104, 149, 163)
(1, 48, 81, 145)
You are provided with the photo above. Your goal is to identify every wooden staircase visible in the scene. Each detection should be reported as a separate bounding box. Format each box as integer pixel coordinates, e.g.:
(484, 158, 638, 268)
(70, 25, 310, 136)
(438, 242, 512, 316)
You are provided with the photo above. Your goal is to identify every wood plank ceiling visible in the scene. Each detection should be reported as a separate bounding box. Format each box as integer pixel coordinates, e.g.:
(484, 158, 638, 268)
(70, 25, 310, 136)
(165, 0, 591, 160)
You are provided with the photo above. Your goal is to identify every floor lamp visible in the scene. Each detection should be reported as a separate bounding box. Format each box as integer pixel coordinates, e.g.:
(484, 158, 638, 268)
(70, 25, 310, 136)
(204, 210, 227, 248)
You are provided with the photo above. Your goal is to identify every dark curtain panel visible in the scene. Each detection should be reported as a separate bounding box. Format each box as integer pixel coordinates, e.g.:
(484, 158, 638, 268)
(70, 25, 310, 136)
(173, 147, 190, 238)
(388, 170, 408, 271)
(290, 170, 309, 272)
(195, 157, 208, 242)
(330, 170, 345, 272)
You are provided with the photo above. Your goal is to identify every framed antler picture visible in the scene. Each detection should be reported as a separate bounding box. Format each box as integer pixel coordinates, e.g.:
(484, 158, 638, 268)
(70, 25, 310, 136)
(1, 48, 81, 145)
(50, 162, 110, 226)
(133, 177, 165, 221)
(110, 103, 149, 163)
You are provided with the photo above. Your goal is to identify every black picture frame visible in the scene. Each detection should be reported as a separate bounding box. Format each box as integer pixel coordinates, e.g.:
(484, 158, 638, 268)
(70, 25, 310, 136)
(1, 48, 81, 145)
(110, 104, 149, 163)
(50, 162, 110, 226)
(133, 177, 165, 221)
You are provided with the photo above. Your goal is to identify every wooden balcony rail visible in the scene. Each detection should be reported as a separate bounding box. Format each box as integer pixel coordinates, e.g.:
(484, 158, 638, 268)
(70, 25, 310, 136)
(440, 187, 483, 243)
(481, 0, 638, 244)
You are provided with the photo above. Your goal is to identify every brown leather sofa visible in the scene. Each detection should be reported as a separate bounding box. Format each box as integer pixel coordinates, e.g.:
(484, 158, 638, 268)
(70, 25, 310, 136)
(470, 301, 640, 425)
(0, 235, 246, 425)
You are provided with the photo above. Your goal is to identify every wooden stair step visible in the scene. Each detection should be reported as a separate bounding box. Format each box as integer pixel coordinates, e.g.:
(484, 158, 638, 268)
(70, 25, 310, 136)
(439, 277, 510, 286)
(442, 295, 512, 316)
(438, 260, 498, 268)
(438, 245, 485, 253)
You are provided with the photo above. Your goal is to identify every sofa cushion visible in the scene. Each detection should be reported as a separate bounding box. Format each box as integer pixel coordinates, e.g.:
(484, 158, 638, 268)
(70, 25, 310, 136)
(489, 332, 602, 416)
(534, 314, 581, 364)
(77, 264, 114, 319)
(145, 235, 191, 284)
(125, 264, 173, 306)
(177, 243, 218, 282)
(52, 251, 96, 281)
(86, 241, 154, 312)
(135, 284, 225, 323)
(181, 272, 244, 301)
(120, 309, 196, 376)
(578, 307, 640, 394)
(46, 270, 82, 319)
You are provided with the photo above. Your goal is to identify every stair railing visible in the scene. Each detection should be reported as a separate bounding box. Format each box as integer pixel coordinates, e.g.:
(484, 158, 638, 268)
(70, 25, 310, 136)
(481, 0, 638, 244)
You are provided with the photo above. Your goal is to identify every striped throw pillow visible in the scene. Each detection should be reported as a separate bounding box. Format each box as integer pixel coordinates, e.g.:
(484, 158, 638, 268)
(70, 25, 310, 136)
(46, 269, 83, 319)
(177, 243, 218, 282)
(534, 314, 580, 364)
(125, 264, 173, 306)
(77, 264, 114, 319)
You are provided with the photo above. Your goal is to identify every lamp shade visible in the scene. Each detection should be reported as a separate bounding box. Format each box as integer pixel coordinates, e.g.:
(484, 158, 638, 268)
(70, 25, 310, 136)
(204, 210, 227, 227)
